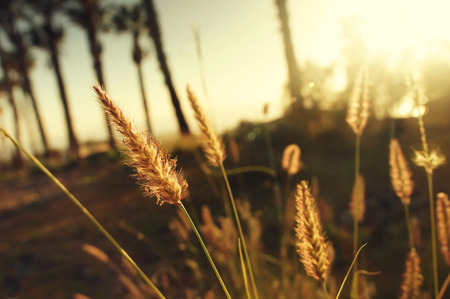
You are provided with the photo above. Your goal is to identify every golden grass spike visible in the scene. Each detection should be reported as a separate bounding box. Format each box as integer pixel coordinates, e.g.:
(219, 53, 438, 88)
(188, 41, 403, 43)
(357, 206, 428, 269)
(389, 139, 414, 205)
(94, 85, 189, 206)
(400, 248, 423, 299)
(436, 192, 450, 266)
(413, 149, 446, 174)
(82, 244, 109, 263)
(294, 180, 333, 282)
(200, 205, 225, 251)
(346, 65, 370, 136)
(408, 72, 444, 297)
(228, 136, 240, 165)
(349, 174, 365, 223)
(186, 85, 225, 167)
(281, 144, 302, 175)
(169, 218, 190, 243)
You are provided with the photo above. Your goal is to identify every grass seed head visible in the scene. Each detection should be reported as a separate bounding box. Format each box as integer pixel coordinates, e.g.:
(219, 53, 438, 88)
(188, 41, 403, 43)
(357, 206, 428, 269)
(294, 180, 333, 282)
(94, 85, 189, 206)
(400, 248, 423, 299)
(436, 192, 450, 266)
(281, 144, 302, 175)
(346, 65, 370, 136)
(389, 139, 414, 205)
(349, 174, 365, 223)
(82, 244, 109, 263)
(413, 149, 446, 173)
(186, 85, 225, 167)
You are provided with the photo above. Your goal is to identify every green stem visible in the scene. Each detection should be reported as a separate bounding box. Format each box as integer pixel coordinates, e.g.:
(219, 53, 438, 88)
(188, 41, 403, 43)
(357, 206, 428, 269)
(220, 163, 259, 299)
(223, 165, 276, 177)
(336, 244, 367, 299)
(403, 203, 414, 250)
(426, 171, 439, 298)
(262, 122, 277, 177)
(415, 97, 439, 298)
(0, 127, 165, 299)
(438, 272, 450, 299)
(353, 135, 361, 258)
(178, 203, 231, 299)
(238, 238, 252, 299)
(351, 135, 361, 298)
(280, 174, 292, 294)
(322, 281, 330, 299)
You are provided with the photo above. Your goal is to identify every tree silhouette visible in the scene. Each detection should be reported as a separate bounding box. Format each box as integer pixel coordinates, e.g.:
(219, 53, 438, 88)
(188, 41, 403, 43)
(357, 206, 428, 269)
(26, 0, 80, 158)
(275, 0, 302, 111)
(0, 44, 24, 167)
(111, 3, 152, 132)
(142, 0, 190, 135)
(65, 0, 116, 148)
(0, 0, 51, 157)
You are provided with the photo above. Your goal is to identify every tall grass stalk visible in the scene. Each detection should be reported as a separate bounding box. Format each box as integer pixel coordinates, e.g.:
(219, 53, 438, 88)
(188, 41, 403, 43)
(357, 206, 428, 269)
(322, 282, 329, 299)
(204, 165, 276, 178)
(403, 205, 414, 249)
(238, 238, 252, 299)
(187, 86, 259, 299)
(0, 126, 165, 299)
(389, 139, 415, 249)
(179, 203, 231, 299)
(438, 273, 450, 299)
(350, 117, 362, 299)
(220, 162, 259, 299)
(94, 85, 231, 298)
(411, 77, 446, 297)
(352, 136, 362, 256)
(426, 169, 439, 298)
(346, 64, 370, 298)
(336, 243, 367, 299)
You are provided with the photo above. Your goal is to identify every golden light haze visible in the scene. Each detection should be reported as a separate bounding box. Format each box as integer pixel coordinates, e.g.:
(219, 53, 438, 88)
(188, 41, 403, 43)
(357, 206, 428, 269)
(1, 0, 450, 159)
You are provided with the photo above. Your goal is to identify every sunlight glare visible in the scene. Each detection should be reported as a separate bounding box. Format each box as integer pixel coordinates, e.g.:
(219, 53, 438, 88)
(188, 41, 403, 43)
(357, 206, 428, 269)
(352, 0, 450, 59)
(390, 94, 427, 118)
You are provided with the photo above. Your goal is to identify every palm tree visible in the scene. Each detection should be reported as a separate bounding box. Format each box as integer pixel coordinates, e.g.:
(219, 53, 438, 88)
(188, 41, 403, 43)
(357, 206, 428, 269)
(274, 0, 302, 110)
(64, 0, 116, 148)
(25, 0, 80, 158)
(111, 3, 152, 132)
(0, 45, 24, 167)
(141, 0, 190, 135)
(0, 0, 51, 157)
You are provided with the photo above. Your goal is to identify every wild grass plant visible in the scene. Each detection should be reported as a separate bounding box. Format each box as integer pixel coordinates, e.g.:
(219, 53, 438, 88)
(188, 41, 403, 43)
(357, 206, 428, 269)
(346, 65, 370, 299)
(1, 70, 450, 298)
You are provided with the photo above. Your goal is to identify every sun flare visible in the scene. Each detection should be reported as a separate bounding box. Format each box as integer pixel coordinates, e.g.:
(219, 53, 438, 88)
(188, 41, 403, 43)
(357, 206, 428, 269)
(349, 0, 450, 58)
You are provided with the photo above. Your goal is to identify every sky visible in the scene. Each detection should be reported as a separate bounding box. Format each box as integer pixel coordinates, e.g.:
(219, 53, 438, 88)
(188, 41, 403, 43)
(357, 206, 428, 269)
(1, 0, 450, 159)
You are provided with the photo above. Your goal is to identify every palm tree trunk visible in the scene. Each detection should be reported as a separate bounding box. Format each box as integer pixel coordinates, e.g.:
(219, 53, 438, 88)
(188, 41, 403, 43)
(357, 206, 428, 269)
(81, 0, 116, 148)
(136, 59, 152, 133)
(132, 32, 152, 132)
(275, 0, 302, 109)
(21, 66, 51, 157)
(15, 36, 51, 157)
(2, 11, 52, 158)
(44, 20, 79, 158)
(0, 44, 23, 168)
(6, 89, 24, 167)
(142, 0, 190, 135)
